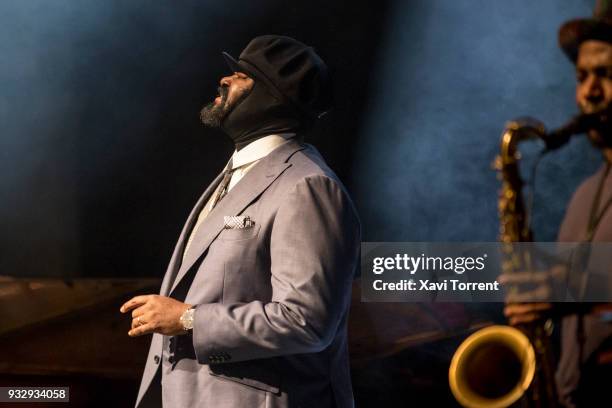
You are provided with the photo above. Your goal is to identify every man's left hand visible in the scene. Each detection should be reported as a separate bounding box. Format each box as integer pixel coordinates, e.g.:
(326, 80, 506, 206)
(120, 295, 192, 337)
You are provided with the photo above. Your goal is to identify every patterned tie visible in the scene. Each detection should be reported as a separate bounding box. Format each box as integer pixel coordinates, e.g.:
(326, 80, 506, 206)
(182, 159, 234, 260)
(209, 162, 234, 209)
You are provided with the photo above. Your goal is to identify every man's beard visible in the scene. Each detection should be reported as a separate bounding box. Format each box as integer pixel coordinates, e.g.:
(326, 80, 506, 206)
(200, 86, 230, 127)
(580, 103, 612, 149)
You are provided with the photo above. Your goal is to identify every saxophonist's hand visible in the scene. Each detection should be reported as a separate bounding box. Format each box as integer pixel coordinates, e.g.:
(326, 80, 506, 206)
(498, 265, 566, 302)
(498, 265, 566, 325)
(504, 302, 611, 326)
(503, 303, 553, 325)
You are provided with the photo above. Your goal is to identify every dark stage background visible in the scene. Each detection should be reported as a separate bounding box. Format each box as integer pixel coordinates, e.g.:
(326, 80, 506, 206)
(1, 0, 604, 280)
(1, 0, 392, 278)
(0, 0, 607, 407)
(0, 0, 603, 279)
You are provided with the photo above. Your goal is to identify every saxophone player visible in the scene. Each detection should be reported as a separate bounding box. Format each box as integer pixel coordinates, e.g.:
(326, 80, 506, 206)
(503, 1, 612, 407)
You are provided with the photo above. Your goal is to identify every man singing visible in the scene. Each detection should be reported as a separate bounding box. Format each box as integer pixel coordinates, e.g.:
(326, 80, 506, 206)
(121, 35, 361, 408)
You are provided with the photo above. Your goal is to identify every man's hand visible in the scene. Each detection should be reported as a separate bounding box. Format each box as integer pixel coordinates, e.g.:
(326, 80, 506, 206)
(503, 302, 553, 325)
(119, 295, 192, 337)
(498, 266, 565, 325)
(498, 265, 567, 303)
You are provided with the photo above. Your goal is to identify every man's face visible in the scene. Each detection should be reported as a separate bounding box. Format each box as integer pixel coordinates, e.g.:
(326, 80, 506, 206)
(200, 71, 254, 127)
(576, 40, 612, 147)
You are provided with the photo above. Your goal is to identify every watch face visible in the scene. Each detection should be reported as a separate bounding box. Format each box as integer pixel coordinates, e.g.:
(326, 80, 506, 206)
(181, 308, 194, 330)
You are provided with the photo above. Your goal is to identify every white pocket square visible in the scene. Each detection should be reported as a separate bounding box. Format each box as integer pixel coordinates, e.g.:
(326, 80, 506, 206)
(223, 215, 255, 229)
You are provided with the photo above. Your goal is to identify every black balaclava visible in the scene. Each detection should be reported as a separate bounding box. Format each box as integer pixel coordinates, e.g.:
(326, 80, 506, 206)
(220, 80, 302, 151)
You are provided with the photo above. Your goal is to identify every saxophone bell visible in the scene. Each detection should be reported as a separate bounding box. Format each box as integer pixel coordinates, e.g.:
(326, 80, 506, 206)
(449, 325, 536, 408)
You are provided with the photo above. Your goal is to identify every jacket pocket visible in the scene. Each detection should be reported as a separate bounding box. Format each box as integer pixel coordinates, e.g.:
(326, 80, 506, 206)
(208, 361, 280, 394)
(218, 224, 261, 242)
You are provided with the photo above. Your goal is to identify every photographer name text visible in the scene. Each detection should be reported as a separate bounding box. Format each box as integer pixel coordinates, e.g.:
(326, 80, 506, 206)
(372, 278, 500, 292)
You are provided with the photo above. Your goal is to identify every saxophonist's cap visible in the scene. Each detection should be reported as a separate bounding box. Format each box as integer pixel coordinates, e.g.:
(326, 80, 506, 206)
(559, 0, 612, 62)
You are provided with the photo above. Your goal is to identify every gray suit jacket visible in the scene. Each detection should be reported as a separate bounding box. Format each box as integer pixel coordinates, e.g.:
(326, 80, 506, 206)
(135, 140, 361, 408)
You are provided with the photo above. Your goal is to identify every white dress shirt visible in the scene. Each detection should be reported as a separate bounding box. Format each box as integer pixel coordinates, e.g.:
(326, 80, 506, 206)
(225, 133, 296, 191)
(182, 133, 296, 259)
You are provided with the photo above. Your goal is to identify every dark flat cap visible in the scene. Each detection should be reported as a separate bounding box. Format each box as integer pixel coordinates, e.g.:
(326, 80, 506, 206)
(559, 0, 612, 62)
(222, 35, 332, 120)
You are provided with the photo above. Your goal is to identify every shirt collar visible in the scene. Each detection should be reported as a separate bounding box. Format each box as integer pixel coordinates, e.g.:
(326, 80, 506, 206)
(228, 133, 296, 170)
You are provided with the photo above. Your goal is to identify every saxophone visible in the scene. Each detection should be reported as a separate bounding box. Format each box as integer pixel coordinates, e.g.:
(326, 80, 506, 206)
(449, 113, 601, 408)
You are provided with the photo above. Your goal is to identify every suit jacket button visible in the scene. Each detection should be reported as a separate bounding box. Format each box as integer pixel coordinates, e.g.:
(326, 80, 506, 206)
(154, 355, 160, 364)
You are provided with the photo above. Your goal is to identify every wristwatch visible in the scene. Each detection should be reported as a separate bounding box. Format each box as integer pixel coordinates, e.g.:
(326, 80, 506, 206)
(179, 307, 195, 331)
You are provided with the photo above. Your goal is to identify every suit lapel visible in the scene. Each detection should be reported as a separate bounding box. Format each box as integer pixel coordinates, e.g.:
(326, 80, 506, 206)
(168, 140, 305, 295)
(159, 171, 225, 296)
